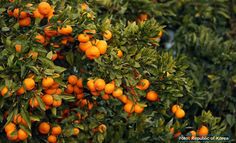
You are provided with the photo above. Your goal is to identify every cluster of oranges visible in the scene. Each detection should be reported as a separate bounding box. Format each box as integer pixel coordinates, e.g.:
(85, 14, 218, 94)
(171, 104, 185, 119)
(77, 30, 112, 60)
(4, 115, 28, 141)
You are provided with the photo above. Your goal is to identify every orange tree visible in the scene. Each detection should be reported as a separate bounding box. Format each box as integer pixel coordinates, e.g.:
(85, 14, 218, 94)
(0, 0, 227, 142)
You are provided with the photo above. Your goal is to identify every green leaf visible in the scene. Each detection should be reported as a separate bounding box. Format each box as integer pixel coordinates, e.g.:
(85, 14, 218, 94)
(65, 51, 74, 65)
(7, 55, 14, 67)
(226, 114, 235, 128)
(1, 27, 10, 32)
(20, 107, 31, 129)
(46, 51, 53, 60)
(36, 95, 46, 111)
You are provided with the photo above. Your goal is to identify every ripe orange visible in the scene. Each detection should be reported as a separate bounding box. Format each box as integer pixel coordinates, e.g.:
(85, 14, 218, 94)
(94, 79, 106, 91)
(38, 122, 50, 134)
(51, 125, 62, 135)
(76, 93, 84, 100)
(38, 2, 52, 15)
(77, 34, 90, 43)
(91, 91, 100, 96)
(52, 99, 62, 107)
(197, 125, 209, 137)
(17, 129, 28, 141)
(81, 3, 88, 11)
(65, 84, 74, 94)
(76, 78, 83, 88)
(101, 94, 110, 100)
(35, 34, 45, 44)
(88, 102, 94, 110)
(87, 80, 96, 91)
(15, 44, 22, 53)
(1, 86, 8, 96)
(98, 124, 107, 133)
(175, 108, 185, 119)
(83, 29, 96, 38)
(103, 30, 112, 40)
(96, 40, 107, 54)
(174, 131, 182, 138)
(58, 25, 73, 35)
(136, 79, 150, 90)
(46, 8, 54, 20)
(42, 94, 54, 106)
(51, 53, 57, 61)
(56, 88, 62, 95)
(104, 83, 115, 94)
(138, 13, 148, 22)
(124, 102, 134, 113)
(45, 88, 57, 95)
(170, 127, 174, 134)
(13, 114, 22, 124)
(117, 50, 123, 58)
(13, 8, 28, 19)
(42, 77, 54, 88)
(85, 46, 100, 60)
(78, 41, 92, 52)
(5, 122, 16, 133)
(134, 104, 144, 113)
(171, 104, 180, 114)
(112, 88, 123, 98)
(146, 90, 158, 101)
(33, 9, 44, 19)
(117, 95, 128, 104)
(6, 130, 18, 141)
(19, 17, 31, 27)
(28, 51, 39, 59)
(74, 86, 83, 94)
(73, 128, 80, 135)
(16, 89, 25, 100)
(29, 97, 39, 108)
(68, 75, 78, 85)
(23, 78, 35, 91)
(51, 82, 59, 89)
(47, 135, 57, 143)
(44, 26, 57, 37)
(189, 130, 196, 139)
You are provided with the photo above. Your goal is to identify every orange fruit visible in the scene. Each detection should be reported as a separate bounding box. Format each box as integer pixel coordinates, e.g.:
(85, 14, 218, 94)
(146, 90, 158, 101)
(51, 53, 57, 61)
(52, 99, 62, 107)
(170, 127, 174, 134)
(118, 95, 128, 104)
(78, 41, 92, 52)
(68, 75, 78, 85)
(103, 30, 112, 40)
(16, 86, 25, 95)
(42, 77, 54, 88)
(175, 108, 185, 119)
(38, 122, 50, 134)
(134, 104, 144, 113)
(42, 94, 53, 106)
(33, 9, 44, 19)
(51, 125, 62, 135)
(47, 135, 57, 143)
(87, 80, 96, 91)
(88, 102, 94, 110)
(46, 8, 54, 20)
(23, 78, 35, 91)
(1, 86, 8, 96)
(112, 88, 123, 98)
(94, 78, 106, 91)
(91, 91, 100, 96)
(61, 38, 68, 45)
(35, 34, 45, 44)
(6, 130, 18, 141)
(174, 131, 182, 138)
(189, 130, 196, 139)
(29, 97, 39, 108)
(76, 93, 84, 100)
(124, 102, 134, 113)
(98, 124, 107, 133)
(96, 40, 107, 54)
(197, 125, 208, 137)
(51, 82, 59, 89)
(104, 83, 115, 94)
(56, 88, 62, 95)
(76, 78, 83, 88)
(171, 105, 180, 114)
(138, 13, 148, 22)
(20, 118, 27, 126)
(15, 44, 22, 53)
(7, 9, 14, 16)
(28, 51, 38, 59)
(17, 129, 28, 141)
(83, 29, 96, 38)
(13, 114, 22, 124)
(65, 84, 74, 94)
(101, 94, 110, 100)
(73, 128, 80, 135)
(13, 8, 28, 19)
(117, 50, 123, 58)
(81, 3, 88, 11)
(44, 88, 57, 95)
(85, 46, 100, 60)
(44, 26, 57, 37)
(77, 34, 89, 43)
(38, 2, 52, 15)
(74, 86, 83, 94)
(19, 17, 31, 27)
(58, 25, 73, 35)
(5, 122, 16, 133)
(136, 79, 150, 90)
